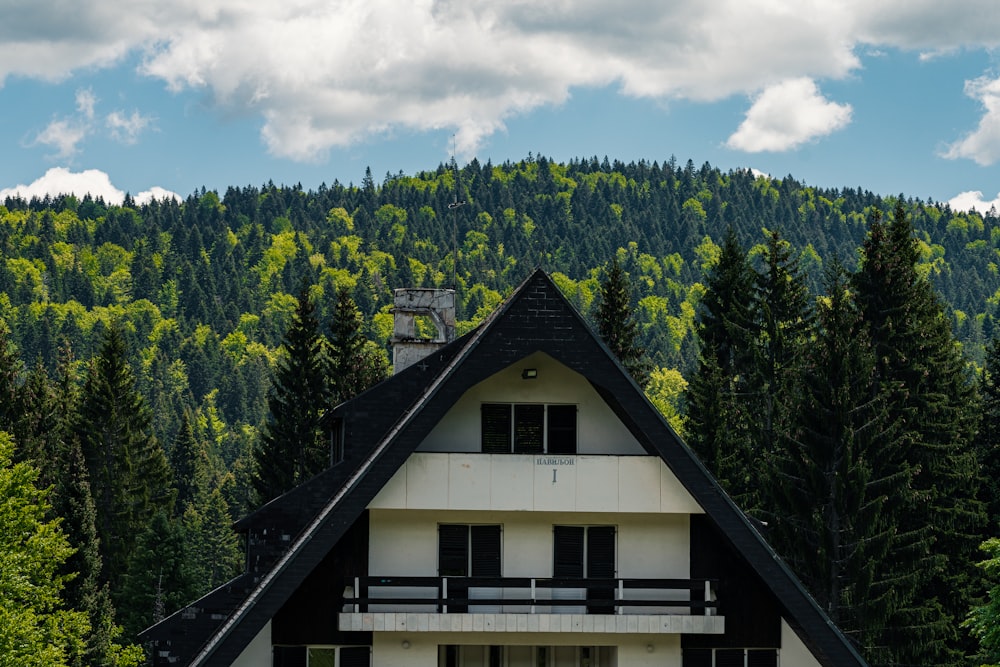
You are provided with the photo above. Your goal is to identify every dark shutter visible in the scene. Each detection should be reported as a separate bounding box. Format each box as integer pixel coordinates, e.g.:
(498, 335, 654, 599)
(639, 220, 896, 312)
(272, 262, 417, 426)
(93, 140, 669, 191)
(488, 646, 503, 667)
(747, 649, 778, 667)
(439, 524, 469, 576)
(547, 405, 577, 454)
(481, 404, 511, 453)
(513, 404, 544, 453)
(339, 646, 371, 667)
(681, 649, 712, 667)
(586, 526, 616, 578)
(553, 526, 584, 578)
(272, 646, 307, 667)
(716, 649, 746, 667)
(471, 525, 502, 577)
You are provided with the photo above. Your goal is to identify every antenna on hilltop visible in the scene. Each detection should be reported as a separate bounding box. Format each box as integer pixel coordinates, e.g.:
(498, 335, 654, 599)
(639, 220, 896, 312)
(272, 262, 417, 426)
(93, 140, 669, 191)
(447, 134, 466, 290)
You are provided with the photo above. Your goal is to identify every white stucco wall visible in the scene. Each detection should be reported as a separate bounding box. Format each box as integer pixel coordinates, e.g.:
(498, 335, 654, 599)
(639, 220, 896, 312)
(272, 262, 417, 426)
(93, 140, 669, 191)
(781, 618, 823, 667)
(230, 620, 271, 667)
(368, 509, 690, 579)
(416, 351, 646, 456)
(369, 453, 702, 514)
(370, 632, 681, 667)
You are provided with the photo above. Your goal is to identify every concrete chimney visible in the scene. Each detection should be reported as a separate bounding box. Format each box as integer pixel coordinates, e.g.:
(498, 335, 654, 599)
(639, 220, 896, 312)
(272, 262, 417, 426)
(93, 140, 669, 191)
(391, 288, 456, 373)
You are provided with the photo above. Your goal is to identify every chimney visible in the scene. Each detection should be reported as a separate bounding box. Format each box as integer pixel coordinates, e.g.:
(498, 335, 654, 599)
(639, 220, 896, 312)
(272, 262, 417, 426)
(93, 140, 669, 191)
(391, 288, 456, 373)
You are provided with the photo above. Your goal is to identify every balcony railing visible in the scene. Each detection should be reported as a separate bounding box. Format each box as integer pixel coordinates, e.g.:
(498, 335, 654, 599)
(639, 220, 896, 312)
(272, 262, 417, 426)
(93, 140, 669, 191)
(343, 576, 718, 616)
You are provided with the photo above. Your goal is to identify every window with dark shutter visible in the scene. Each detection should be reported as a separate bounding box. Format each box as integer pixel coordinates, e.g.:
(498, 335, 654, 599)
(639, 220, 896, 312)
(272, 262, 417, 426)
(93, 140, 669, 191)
(553, 526, 585, 578)
(471, 525, 502, 577)
(513, 404, 544, 453)
(272, 646, 306, 667)
(481, 404, 511, 454)
(547, 404, 577, 454)
(681, 649, 712, 667)
(438, 524, 470, 576)
(586, 526, 616, 578)
(716, 649, 746, 667)
(747, 649, 778, 667)
(338, 646, 371, 667)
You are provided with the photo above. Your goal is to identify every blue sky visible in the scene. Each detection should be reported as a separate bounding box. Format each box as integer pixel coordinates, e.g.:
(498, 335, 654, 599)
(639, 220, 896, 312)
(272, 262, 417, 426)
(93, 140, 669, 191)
(2, 1, 1000, 212)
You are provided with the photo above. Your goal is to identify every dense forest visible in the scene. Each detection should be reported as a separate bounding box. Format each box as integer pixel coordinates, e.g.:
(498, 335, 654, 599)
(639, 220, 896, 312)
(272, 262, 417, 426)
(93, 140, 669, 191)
(3, 155, 1000, 665)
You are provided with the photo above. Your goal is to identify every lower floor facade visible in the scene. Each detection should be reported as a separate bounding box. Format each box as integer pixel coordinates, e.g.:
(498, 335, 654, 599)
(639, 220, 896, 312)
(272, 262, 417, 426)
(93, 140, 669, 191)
(232, 621, 822, 667)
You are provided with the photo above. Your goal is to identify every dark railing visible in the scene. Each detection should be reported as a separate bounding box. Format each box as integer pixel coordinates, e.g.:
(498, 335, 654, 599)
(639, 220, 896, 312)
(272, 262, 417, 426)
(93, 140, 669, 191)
(343, 576, 718, 616)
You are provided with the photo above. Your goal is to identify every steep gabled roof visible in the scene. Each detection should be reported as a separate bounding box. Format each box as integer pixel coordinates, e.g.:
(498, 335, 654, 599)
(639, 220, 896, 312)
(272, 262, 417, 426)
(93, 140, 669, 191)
(168, 268, 866, 667)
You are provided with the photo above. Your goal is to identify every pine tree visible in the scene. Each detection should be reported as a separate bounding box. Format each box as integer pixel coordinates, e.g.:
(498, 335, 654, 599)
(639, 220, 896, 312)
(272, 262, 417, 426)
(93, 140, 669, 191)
(853, 204, 984, 665)
(767, 265, 906, 660)
(328, 286, 388, 405)
(593, 256, 652, 387)
(118, 511, 196, 639)
(686, 229, 759, 511)
(73, 323, 174, 604)
(978, 337, 1000, 533)
(169, 411, 205, 513)
(253, 286, 331, 503)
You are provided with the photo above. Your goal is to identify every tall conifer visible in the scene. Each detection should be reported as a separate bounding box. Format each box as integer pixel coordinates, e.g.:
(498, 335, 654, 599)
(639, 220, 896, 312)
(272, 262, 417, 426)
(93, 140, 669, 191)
(328, 286, 387, 405)
(594, 256, 651, 387)
(74, 323, 173, 603)
(687, 229, 759, 511)
(853, 204, 984, 665)
(253, 286, 331, 503)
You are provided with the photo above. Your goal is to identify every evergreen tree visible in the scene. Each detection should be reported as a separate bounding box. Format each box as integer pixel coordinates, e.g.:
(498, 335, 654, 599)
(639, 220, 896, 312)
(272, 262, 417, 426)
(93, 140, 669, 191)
(328, 286, 388, 405)
(767, 266, 905, 661)
(181, 487, 242, 596)
(253, 286, 331, 503)
(169, 411, 205, 513)
(979, 337, 1000, 533)
(686, 229, 759, 511)
(73, 323, 173, 605)
(593, 256, 651, 387)
(751, 229, 812, 448)
(0, 431, 90, 667)
(853, 204, 984, 665)
(118, 511, 196, 639)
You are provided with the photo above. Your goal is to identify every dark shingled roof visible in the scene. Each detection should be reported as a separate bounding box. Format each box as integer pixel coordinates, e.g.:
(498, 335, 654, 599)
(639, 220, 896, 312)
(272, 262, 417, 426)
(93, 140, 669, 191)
(142, 268, 867, 667)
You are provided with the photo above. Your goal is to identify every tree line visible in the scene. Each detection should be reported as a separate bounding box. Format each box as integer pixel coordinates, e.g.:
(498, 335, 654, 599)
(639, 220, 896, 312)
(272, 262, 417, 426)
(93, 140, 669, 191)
(3, 155, 1000, 663)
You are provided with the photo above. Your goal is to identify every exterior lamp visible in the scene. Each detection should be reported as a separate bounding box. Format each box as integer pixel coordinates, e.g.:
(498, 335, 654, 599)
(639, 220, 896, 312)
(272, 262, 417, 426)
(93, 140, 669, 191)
(521, 368, 538, 379)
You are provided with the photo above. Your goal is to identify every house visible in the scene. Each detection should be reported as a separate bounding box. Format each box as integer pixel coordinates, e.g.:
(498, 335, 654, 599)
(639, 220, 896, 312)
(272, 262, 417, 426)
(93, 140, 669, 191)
(141, 269, 867, 667)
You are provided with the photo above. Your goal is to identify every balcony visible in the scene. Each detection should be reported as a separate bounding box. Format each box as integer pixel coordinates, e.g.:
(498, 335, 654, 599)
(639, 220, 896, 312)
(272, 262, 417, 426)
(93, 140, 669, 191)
(338, 576, 725, 635)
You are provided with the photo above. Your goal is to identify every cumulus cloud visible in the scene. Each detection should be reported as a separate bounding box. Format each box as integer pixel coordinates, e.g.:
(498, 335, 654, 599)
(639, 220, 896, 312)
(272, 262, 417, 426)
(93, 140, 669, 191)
(942, 76, 1000, 165)
(31, 117, 90, 160)
(0, 167, 179, 205)
(3, 1, 1000, 159)
(726, 79, 853, 152)
(948, 190, 1000, 214)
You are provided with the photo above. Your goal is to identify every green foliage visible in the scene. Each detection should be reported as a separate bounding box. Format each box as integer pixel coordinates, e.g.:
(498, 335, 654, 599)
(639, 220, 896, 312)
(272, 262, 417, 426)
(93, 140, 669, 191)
(593, 256, 652, 387)
(965, 537, 1000, 666)
(0, 431, 90, 667)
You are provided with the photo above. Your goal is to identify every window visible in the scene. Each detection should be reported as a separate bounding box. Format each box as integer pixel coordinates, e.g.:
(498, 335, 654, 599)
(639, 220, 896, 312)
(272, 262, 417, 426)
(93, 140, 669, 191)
(481, 404, 577, 454)
(438, 525, 502, 577)
(552, 526, 615, 579)
(329, 418, 345, 465)
(273, 646, 370, 667)
(439, 646, 503, 667)
(682, 649, 778, 667)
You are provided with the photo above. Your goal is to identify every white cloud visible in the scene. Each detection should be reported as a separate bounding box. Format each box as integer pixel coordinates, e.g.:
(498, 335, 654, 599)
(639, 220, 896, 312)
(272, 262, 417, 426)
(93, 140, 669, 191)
(726, 79, 853, 152)
(106, 110, 154, 144)
(0, 167, 179, 205)
(32, 117, 90, 160)
(3, 1, 1000, 159)
(76, 88, 97, 119)
(942, 75, 1000, 165)
(948, 190, 1000, 214)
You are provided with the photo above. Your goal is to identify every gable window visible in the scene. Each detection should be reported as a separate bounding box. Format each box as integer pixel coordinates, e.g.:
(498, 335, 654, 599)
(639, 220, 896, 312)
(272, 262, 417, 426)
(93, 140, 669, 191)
(438, 524, 502, 577)
(481, 403, 577, 454)
(273, 646, 370, 667)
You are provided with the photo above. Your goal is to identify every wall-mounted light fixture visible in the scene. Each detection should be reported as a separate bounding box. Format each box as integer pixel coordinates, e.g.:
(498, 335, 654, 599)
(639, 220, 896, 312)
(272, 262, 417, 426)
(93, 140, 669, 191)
(521, 368, 538, 380)
(401, 640, 411, 650)
(646, 644, 654, 653)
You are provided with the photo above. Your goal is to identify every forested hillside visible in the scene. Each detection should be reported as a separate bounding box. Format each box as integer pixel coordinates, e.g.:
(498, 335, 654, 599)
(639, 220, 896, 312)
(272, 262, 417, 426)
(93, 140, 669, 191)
(3, 155, 1000, 662)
